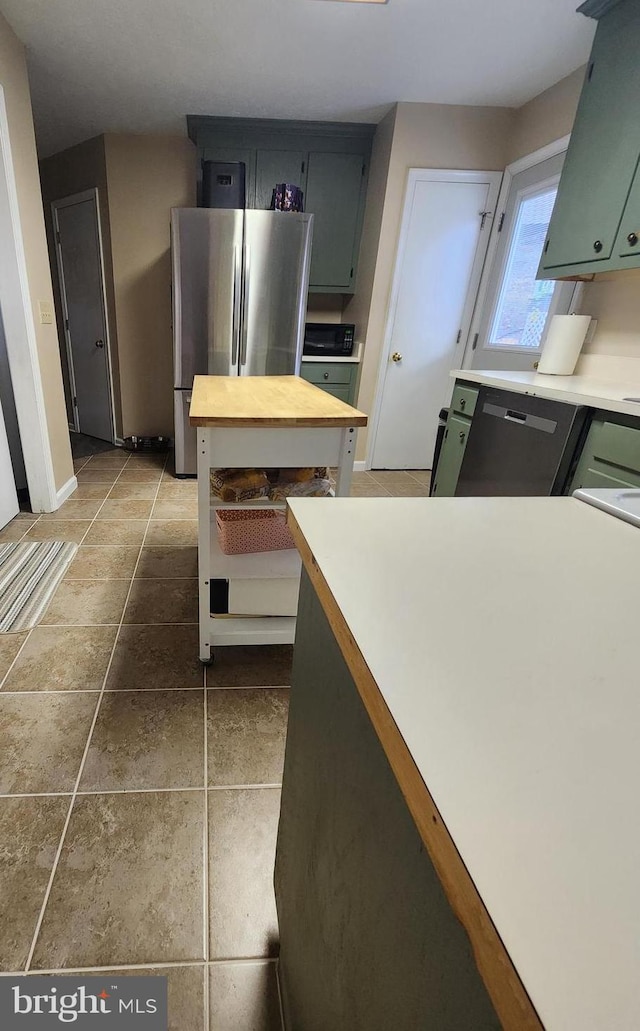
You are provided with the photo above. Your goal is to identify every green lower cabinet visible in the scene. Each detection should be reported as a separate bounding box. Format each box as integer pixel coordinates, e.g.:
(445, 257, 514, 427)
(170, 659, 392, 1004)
(431, 413, 472, 497)
(300, 362, 359, 406)
(568, 415, 640, 492)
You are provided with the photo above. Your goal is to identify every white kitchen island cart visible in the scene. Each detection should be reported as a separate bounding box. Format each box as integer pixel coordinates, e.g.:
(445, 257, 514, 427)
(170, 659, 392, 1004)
(189, 374, 367, 663)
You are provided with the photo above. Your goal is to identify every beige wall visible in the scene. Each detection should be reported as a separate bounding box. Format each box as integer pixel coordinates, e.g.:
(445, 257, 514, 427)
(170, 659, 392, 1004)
(104, 134, 196, 438)
(0, 11, 73, 492)
(508, 66, 584, 164)
(306, 295, 345, 325)
(578, 269, 640, 357)
(39, 136, 122, 431)
(343, 107, 396, 354)
(352, 102, 514, 459)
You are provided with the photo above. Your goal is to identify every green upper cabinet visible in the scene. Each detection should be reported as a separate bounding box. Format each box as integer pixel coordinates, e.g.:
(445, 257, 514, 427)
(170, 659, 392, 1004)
(187, 117, 374, 294)
(255, 150, 305, 210)
(305, 152, 366, 291)
(613, 159, 640, 257)
(539, 1, 640, 278)
(540, 4, 640, 271)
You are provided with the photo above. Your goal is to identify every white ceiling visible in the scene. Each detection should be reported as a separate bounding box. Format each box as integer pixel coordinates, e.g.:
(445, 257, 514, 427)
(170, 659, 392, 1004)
(1, 0, 595, 158)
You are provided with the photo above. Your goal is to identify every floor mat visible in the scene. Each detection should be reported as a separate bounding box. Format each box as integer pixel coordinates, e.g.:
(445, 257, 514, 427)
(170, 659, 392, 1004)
(0, 541, 78, 632)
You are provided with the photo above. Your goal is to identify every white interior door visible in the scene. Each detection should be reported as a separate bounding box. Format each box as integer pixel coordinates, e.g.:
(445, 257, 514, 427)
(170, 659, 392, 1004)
(371, 170, 501, 470)
(468, 152, 576, 371)
(0, 394, 19, 529)
(53, 191, 114, 442)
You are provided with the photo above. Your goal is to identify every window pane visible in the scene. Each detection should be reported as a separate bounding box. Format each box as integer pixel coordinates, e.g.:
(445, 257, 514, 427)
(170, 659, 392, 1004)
(489, 187, 558, 350)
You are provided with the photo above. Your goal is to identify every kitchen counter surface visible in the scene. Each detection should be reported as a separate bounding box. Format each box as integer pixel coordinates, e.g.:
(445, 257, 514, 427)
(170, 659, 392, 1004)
(453, 367, 640, 416)
(287, 495, 640, 1031)
(189, 374, 367, 427)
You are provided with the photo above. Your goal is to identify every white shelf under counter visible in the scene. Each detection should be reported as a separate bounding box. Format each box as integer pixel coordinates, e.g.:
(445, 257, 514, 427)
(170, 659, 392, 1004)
(209, 516, 302, 581)
(207, 614, 296, 647)
(190, 374, 367, 663)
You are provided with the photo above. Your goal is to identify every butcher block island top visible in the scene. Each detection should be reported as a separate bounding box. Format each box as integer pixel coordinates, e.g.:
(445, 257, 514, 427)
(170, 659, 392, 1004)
(189, 374, 368, 427)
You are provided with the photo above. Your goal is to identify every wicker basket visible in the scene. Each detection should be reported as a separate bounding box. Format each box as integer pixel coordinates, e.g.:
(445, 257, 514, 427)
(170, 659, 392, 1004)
(215, 509, 295, 555)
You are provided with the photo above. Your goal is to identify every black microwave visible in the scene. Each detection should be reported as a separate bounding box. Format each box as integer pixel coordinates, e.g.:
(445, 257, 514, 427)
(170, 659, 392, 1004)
(303, 323, 355, 357)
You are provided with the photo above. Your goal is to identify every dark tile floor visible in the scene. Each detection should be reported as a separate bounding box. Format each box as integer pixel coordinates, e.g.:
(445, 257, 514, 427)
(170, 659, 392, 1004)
(0, 451, 430, 1029)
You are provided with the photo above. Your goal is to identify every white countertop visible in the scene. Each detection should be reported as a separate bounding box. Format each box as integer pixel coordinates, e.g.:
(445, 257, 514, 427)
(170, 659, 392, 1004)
(301, 342, 361, 364)
(453, 367, 640, 416)
(288, 495, 640, 1031)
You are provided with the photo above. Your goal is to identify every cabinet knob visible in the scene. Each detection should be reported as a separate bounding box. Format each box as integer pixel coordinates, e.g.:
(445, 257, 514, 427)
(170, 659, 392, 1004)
(459, 398, 466, 409)
(391, 351, 402, 363)
(627, 232, 639, 247)
(323, 372, 329, 380)
(593, 240, 603, 253)
(459, 431, 466, 443)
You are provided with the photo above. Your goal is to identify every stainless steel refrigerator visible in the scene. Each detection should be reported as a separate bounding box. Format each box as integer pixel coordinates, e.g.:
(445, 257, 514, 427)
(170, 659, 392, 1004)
(172, 207, 314, 475)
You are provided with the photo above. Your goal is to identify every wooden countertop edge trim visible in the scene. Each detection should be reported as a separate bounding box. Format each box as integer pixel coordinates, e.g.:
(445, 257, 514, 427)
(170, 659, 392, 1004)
(189, 414, 368, 427)
(287, 508, 544, 1031)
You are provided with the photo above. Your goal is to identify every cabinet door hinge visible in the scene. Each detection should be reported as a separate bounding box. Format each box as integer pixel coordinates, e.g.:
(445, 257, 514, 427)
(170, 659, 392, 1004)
(73, 396, 77, 408)
(350, 267, 354, 279)
(472, 333, 479, 351)
(362, 163, 366, 177)
(65, 318, 69, 330)
(55, 231, 61, 244)
(588, 61, 594, 82)
(301, 160, 305, 174)
(456, 329, 462, 344)
(544, 239, 550, 254)
(497, 212, 505, 232)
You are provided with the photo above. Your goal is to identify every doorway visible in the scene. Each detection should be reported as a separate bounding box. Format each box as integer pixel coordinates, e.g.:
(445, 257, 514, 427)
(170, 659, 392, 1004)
(369, 169, 501, 470)
(0, 393, 19, 530)
(52, 190, 114, 443)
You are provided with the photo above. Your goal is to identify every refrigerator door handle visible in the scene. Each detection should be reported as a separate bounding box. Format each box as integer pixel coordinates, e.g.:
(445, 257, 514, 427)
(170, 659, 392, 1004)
(232, 245, 242, 365)
(240, 244, 251, 366)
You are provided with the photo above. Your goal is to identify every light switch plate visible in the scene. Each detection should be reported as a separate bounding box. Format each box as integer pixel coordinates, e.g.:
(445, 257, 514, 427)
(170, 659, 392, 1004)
(38, 300, 53, 325)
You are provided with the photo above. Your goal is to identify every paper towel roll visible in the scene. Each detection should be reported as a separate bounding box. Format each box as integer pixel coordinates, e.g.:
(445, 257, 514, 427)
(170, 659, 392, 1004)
(537, 314, 591, 376)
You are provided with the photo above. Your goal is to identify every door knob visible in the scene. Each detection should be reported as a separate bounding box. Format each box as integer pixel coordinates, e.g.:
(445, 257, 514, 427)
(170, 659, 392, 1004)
(95, 339, 104, 348)
(391, 351, 402, 363)
(627, 232, 639, 247)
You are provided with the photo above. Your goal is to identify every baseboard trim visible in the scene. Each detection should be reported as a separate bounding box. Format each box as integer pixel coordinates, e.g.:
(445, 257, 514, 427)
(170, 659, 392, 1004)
(55, 474, 78, 508)
(353, 460, 366, 472)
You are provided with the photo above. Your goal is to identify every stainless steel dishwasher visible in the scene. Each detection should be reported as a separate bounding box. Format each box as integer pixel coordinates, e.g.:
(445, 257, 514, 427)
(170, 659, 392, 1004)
(456, 386, 587, 496)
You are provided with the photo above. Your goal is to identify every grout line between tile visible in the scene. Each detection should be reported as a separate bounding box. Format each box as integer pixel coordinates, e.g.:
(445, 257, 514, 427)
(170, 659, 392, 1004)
(206, 956, 280, 966)
(0, 690, 102, 696)
(75, 786, 206, 796)
(276, 960, 286, 1031)
(0, 687, 205, 696)
(0, 791, 73, 799)
(0, 958, 279, 978)
(24, 453, 169, 972)
(0, 626, 35, 691)
(30, 622, 200, 629)
(203, 681, 210, 1031)
(207, 783, 282, 791)
(1, 961, 208, 977)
